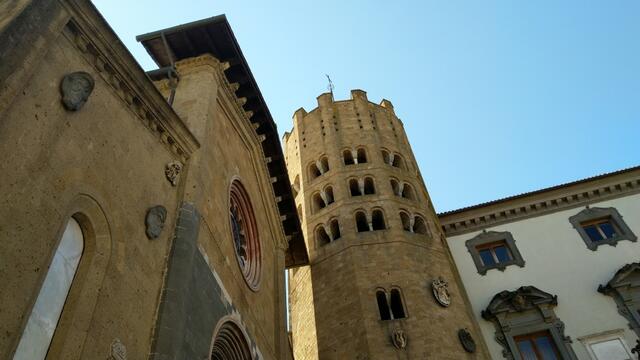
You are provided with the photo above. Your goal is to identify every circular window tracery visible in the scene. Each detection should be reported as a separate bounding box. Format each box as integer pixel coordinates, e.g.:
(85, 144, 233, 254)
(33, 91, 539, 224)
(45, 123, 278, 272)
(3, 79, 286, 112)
(229, 180, 261, 291)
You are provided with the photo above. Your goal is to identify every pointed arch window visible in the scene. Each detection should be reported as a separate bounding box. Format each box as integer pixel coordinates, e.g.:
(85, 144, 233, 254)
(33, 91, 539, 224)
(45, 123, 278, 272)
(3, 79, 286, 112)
(14, 218, 84, 359)
(376, 288, 407, 321)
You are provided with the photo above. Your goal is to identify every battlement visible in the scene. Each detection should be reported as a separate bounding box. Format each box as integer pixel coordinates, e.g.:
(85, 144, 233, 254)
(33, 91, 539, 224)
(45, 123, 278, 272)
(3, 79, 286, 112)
(287, 89, 399, 140)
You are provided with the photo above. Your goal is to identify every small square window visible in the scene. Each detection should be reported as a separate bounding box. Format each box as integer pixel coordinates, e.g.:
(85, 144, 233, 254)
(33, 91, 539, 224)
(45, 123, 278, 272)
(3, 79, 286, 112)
(582, 218, 618, 242)
(465, 231, 525, 275)
(570, 207, 637, 251)
(476, 241, 512, 267)
(579, 330, 633, 360)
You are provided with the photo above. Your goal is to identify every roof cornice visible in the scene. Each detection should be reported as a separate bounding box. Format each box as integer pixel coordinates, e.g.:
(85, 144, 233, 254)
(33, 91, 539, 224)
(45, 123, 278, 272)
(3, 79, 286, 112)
(438, 166, 640, 236)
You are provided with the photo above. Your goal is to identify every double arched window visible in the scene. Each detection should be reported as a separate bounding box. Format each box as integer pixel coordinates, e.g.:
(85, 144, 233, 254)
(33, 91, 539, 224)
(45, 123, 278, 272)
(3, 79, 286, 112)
(381, 148, 406, 169)
(311, 185, 335, 213)
(315, 218, 342, 247)
(348, 177, 376, 196)
(376, 288, 407, 320)
(390, 178, 416, 200)
(343, 147, 368, 165)
(308, 155, 330, 180)
(400, 211, 429, 235)
(354, 209, 387, 232)
(14, 218, 84, 359)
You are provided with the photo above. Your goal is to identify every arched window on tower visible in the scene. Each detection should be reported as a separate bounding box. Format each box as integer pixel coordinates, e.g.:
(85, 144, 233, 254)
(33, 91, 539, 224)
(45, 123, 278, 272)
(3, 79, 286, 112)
(292, 175, 300, 198)
(349, 179, 362, 196)
(400, 211, 412, 232)
(355, 211, 369, 232)
(413, 216, 428, 235)
(381, 149, 391, 165)
(390, 178, 400, 196)
(324, 186, 335, 205)
(371, 209, 386, 230)
(376, 290, 391, 321)
(312, 192, 325, 213)
(401, 183, 415, 200)
(14, 217, 84, 359)
(320, 156, 330, 173)
(390, 288, 407, 319)
(392, 154, 405, 169)
(363, 177, 375, 195)
(343, 149, 355, 165)
(309, 162, 321, 179)
(330, 219, 341, 240)
(316, 226, 331, 247)
(357, 148, 368, 163)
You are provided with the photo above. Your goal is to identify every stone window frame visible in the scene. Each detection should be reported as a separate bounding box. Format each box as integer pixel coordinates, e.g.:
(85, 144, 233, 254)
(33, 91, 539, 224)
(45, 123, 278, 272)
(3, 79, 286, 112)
(569, 207, 637, 251)
(465, 230, 525, 275)
(598, 263, 640, 338)
(481, 286, 578, 360)
(577, 329, 635, 360)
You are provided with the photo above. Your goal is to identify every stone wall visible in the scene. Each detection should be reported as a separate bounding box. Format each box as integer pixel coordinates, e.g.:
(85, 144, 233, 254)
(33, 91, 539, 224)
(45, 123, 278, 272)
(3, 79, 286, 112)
(0, 2, 290, 359)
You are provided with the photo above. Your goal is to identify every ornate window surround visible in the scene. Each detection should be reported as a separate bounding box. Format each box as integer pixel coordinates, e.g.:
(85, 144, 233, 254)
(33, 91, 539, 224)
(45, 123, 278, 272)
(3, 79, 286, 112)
(569, 207, 637, 251)
(598, 263, 640, 337)
(481, 286, 578, 360)
(465, 231, 525, 275)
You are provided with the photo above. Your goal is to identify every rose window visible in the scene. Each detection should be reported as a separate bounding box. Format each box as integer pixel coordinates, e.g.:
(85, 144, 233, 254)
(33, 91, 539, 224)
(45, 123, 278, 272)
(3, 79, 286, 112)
(229, 180, 261, 291)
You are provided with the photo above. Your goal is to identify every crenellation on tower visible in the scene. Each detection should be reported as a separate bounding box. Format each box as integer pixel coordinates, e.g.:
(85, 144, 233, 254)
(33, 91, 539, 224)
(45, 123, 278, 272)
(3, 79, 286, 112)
(286, 90, 489, 359)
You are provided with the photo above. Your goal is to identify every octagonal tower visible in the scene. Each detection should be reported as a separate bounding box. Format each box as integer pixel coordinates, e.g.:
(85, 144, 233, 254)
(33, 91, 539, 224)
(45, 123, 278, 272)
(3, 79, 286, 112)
(285, 90, 488, 359)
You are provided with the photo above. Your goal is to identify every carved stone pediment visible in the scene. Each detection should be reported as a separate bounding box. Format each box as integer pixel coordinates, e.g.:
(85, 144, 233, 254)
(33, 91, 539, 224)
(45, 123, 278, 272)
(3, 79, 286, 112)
(482, 286, 557, 320)
(599, 262, 640, 336)
(598, 262, 640, 294)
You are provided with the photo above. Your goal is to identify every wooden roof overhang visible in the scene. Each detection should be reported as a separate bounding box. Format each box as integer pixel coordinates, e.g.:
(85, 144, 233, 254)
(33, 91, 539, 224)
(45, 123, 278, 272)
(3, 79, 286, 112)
(137, 16, 308, 267)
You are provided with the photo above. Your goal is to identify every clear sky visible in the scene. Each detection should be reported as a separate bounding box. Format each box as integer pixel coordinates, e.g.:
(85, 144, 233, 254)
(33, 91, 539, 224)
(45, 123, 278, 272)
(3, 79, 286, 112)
(93, 0, 639, 213)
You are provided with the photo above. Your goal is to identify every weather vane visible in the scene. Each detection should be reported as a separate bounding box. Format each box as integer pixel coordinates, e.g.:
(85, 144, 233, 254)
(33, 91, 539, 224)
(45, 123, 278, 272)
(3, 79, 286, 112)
(326, 74, 334, 94)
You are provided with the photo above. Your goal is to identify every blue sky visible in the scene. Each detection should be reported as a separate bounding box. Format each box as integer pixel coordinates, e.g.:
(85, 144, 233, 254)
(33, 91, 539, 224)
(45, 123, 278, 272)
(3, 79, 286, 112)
(93, 0, 639, 212)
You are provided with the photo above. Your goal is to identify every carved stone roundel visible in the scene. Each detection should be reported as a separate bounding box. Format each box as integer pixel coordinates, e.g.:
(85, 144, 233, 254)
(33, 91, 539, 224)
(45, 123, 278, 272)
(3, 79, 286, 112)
(391, 329, 407, 350)
(145, 205, 167, 239)
(109, 338, 127, 360)
(458, 328, 476, 353)
(165, 161, 182, 186)
(431, 276, 451, 307)
(60, 71, 94, 111)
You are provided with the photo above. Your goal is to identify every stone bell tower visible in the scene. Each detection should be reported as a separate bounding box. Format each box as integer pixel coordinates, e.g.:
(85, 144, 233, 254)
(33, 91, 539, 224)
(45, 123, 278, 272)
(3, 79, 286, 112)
(284, 90, 488, 359)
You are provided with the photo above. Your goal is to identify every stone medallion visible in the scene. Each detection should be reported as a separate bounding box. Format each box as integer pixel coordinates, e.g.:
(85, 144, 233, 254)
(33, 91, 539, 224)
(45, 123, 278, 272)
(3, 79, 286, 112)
(391, 329, 407, 350)
(145, 205, 167, 239)
(60, 71, 94, 111)
(109, 338, 127, 360)
(458, 329, 476, 353)
(165, 161, 182, 186)
(431, 276, 451, 307)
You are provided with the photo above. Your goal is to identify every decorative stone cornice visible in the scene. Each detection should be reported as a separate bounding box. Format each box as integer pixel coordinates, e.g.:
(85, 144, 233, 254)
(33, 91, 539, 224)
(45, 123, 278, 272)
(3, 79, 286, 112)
(62, 20, 198, 164)
(482, 286, 557, 320)
(439, 167, 640, 236)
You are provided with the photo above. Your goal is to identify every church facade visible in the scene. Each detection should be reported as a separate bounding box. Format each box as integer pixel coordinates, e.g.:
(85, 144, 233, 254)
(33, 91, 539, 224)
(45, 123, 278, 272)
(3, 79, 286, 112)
(1, 1, 638, 359)
(1, 1, 305, 359)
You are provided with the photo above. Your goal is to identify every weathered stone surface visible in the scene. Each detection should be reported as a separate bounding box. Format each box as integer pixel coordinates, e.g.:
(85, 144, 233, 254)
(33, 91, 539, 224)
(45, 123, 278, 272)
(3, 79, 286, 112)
(145, 205, 167, 239)
(60, 71, 94, 111)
